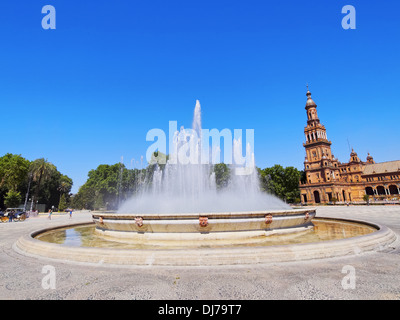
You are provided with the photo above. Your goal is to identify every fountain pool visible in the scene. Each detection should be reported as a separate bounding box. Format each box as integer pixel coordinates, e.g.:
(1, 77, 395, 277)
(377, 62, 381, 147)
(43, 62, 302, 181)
(13, 100, 397, 266)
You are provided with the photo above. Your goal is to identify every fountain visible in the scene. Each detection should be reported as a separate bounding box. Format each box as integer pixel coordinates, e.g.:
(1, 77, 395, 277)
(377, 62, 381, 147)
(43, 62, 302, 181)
(92, 100, 316, 243)
(14, 100, 396, 266)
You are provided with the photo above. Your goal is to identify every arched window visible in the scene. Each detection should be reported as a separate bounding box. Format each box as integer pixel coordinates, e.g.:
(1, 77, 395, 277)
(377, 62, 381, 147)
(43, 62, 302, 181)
(376, 186, 386, 195)
(365, 187, 374, 196)
(389, 185, 399, 195)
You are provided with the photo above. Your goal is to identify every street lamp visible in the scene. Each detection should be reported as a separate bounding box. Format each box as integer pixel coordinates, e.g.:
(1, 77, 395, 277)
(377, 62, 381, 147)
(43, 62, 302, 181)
(23, 173, 33, 212)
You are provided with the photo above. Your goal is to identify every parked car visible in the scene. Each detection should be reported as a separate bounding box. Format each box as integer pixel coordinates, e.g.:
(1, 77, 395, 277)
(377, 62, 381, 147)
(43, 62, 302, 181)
(4, 208, 27, 222)
(14, 211, 27, 221)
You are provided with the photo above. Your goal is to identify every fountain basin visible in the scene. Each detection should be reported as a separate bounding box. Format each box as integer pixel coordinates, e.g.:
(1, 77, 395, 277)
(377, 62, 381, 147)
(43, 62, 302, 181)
(14, 217, 397, 266)
(92, 208, 316, 241)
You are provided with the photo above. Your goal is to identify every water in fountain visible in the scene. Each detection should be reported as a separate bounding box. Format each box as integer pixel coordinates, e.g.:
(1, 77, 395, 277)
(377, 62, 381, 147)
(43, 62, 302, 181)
(118, 100, 290, 214)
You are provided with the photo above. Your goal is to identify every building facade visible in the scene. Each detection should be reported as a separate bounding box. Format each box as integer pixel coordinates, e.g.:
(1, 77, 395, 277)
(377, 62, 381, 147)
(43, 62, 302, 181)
(299, 88, 400, 204)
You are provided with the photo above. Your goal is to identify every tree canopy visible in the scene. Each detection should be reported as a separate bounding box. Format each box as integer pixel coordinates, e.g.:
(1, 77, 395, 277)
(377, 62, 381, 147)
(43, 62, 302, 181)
(0, 154, 73, 211)
(72, 154, 304, 211)
(258, 165, 303, 203)
(0, 153, 30, 192)
(72, 163, 148, 210)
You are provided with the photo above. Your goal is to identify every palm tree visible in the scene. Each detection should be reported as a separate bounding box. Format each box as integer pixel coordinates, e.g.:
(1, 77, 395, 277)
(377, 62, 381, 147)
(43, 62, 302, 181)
(29, 158, 56, 210)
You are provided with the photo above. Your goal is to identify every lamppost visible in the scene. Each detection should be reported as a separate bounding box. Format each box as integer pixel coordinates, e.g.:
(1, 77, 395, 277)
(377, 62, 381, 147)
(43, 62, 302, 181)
(23, 173, 33, 212)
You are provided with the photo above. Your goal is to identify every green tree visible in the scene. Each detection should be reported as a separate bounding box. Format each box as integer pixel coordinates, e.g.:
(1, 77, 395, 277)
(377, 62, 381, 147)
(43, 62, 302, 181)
(149, 151, 168, 167)
(4, 190, 22, 208)
(0, 154, 72, 211)
(58, 193, 67, 211)
(0, 154, 30, 192)
(363, 194, 370, 205)
(30, 158, 56, 209)
(72, 160, 153, 210)
(71, 183, 96, 210)
(213, 163, 231, 189)
(74, 164, 122, 210)
(93, 193, 104, 210)
(259, 165, 302, 203)
(37, 170, 71, 211)
(57, 176, 73, 210)
(0, 154, 31, 209)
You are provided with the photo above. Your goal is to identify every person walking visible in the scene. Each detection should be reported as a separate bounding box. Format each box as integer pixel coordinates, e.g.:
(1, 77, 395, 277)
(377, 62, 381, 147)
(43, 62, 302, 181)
(48, 209, 52, 220)
(8, 210, 14, 222)
(69, 209, 72, 219)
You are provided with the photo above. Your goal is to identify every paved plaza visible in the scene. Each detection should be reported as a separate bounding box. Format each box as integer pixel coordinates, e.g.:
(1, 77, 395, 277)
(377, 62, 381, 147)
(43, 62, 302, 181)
(1, 205, 400, 300)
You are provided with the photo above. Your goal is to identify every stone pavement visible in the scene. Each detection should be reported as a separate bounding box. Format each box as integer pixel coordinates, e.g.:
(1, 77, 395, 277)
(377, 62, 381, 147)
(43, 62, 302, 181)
(1, 206, 400, 300)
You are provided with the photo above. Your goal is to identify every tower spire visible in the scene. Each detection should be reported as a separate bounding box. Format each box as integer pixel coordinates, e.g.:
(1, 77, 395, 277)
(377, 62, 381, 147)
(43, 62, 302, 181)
(303, 88, 330, 148)
(306, 85, 316, 107)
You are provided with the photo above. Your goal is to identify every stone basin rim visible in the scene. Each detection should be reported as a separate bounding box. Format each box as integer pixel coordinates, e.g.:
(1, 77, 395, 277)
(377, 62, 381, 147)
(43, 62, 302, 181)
(27, 216, 382, 245)
(92, 208, 316, 219)
(12, 216, 398, 268)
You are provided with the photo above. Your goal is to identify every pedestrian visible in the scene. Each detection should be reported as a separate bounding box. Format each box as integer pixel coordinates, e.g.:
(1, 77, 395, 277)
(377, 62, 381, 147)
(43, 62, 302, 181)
(48, 209, 52, 220)
(9, 210, 14, 222)
(69, 209, 72, 219)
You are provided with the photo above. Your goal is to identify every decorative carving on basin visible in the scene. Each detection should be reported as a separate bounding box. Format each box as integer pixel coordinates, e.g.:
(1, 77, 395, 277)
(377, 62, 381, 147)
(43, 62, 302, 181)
(135, 216, 144, 227)
(265, 214, 273, 224)
(92, 208, 316, 241)
(199, 216, 209, 227)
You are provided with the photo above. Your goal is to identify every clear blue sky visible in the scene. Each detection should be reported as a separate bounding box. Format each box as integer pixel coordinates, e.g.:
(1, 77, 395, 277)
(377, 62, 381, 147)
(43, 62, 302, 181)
(0, 0, 399, 193)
